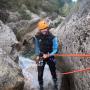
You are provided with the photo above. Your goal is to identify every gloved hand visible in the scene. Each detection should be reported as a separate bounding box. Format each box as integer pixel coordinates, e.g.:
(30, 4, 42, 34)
(35, 56, 44, 66)
(43, 54, 49, 59)
(35, 56, 39, 64)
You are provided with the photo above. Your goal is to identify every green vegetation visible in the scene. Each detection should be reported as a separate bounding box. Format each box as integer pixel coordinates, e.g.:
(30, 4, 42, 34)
(23, 0, 42, 13)
(0, 0, 77, 17)
(18, 4, 31, 20)
(58, 0, 76, 16)
(0, 0, 23, 10)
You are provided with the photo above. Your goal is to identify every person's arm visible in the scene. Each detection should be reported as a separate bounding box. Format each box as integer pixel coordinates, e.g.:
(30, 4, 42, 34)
(33, 37, 40, 56)
(49, 37, 58, 56)
(33, 37, 40, 63)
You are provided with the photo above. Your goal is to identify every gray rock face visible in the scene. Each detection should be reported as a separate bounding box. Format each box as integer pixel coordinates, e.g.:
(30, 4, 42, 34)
(8, 11, 21, 22)
(56, 0, 90, 90)
(0, 21, 24, 90)
(0, 21, 18, 54)
(0, 48, 24, 90)
(0, 10, 9, 23)
(7, 18, 40, 41)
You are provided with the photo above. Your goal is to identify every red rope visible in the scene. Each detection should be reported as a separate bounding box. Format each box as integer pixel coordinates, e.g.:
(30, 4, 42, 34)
(54, 54, 90, 57)
(53, 54, 90, 74)
(51, 54, 90, 75)
(61, 68, 90, 75)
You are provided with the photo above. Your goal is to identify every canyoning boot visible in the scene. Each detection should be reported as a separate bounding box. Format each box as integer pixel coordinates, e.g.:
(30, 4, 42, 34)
(54, 84, 58, 90)
(53, 80, 58, 90)
(40, 85, 44, 90)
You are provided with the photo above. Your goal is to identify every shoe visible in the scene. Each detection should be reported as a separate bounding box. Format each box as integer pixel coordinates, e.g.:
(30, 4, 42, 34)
(54, 85, 58, 90)
(54, 82, 58, 90)
(40, 86, 43, 90)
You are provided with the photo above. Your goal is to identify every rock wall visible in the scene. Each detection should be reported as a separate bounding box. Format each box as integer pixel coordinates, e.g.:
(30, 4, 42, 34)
(0, 21, 24, 90)
(0, 21, 18, 54)
(56, 0, 90, 90)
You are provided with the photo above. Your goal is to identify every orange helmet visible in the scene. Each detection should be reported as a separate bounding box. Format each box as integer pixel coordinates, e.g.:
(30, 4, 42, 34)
(37, 20, 49, 30)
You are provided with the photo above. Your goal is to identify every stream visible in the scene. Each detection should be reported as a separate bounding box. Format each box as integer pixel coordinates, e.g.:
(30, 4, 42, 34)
(19, 55, 62, 90)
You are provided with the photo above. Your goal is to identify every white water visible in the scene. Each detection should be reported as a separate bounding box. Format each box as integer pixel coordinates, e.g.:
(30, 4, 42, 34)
(19, 56, 61, 90)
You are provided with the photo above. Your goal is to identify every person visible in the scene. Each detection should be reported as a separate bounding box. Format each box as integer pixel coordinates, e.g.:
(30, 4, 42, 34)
(34, 20, 58, 90)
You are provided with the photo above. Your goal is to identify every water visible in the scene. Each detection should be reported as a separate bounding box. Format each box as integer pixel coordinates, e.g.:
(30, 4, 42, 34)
(19, 55, 61, 90)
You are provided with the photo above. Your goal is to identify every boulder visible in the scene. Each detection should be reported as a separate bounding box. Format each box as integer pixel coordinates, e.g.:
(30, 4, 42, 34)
(0, 48, 24, 90)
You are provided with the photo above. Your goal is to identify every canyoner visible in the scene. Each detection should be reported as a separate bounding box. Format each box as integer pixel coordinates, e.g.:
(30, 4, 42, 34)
(33, 19, 59, 90)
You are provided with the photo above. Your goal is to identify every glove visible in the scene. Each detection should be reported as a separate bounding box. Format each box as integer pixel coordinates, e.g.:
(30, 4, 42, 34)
(43, 54, 49, 59)
(35, 56, 39, 64)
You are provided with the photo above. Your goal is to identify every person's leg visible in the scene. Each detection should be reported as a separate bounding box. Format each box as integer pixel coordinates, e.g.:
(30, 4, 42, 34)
(37, 60, 46, 90)
(47, 57, 58, 89)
